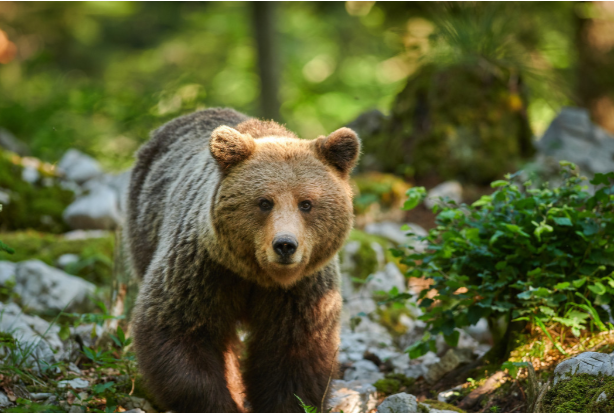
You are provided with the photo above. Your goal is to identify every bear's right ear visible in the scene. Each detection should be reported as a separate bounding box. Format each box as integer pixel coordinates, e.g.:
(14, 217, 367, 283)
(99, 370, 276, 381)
(210, 126, 256, 170)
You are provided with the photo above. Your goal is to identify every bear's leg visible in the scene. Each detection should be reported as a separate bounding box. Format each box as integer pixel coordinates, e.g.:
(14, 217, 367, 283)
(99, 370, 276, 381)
(243, 282, 342, 413)
(135, 325, 245, 413)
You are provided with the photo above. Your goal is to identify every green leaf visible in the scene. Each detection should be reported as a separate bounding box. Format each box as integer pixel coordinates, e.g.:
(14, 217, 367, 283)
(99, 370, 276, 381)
(59, 325, 71, 341)
(402, 187, 427, 211)
(491, 180, 509, 188)
(588, 282, 607, 295)
(444, 330, 460, 348)
(572, 278, 586, 288)
(554, 282, 570, 290)
(552, 217, 572, 226)
(539, 306, 555, 317)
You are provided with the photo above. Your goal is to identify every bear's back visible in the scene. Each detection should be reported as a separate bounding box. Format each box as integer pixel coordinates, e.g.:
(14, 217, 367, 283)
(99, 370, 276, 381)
(125, 108, 250, 279)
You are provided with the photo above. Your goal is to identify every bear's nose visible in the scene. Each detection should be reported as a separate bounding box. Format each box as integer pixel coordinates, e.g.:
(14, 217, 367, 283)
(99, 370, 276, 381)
(273, 235, 298, 258)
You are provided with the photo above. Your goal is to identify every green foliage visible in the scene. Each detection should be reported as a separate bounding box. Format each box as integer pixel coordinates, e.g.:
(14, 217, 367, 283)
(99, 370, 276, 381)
(0, 204, 14, 254)
(542, 373, 614, 413)
(295, 395, 333, 413)
(396, 163, 614, 358)
(0, 230, 114, 285)
(0, 150, 73, 233)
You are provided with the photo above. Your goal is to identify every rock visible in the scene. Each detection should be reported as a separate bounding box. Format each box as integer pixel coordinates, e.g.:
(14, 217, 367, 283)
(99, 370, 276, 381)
(344, 359, 385, 384)
(0, 302, 61, 366)
(57, 149, 102, 183)
(425, 348, 473, 384)
(0, 261, 16, 284)
(425, 181, 463, 209)
(30, 393, 53, 400)
(437, 385, 463, 403)
(0, 128, 29, 155)
(377, 392, 418, 413)
(63, 229, 110, 240)
(21, 166, 39, 184)
(460, 371, 505, 409)
(63, 185, 122, 230)
(329, 379, 378, 413)
(464, 318, 492, 344)
(537, 107, 614, 175)
(124, 410, 146, 413)
(118, 396, 155, 413)
(58, 378, 90, 390)
(57, 253, 80, 269)
(0, 390, 13, 408)
(597, 391, 607, 402)
(339, 327, 394, 364)
(12, 260, 96, 312)
(0, 189, 10, 205)
(420, 402, 459, 413)
(363, 263, 406, 296)
(402, 351, 440, 379)
(553, 352, 614, 385)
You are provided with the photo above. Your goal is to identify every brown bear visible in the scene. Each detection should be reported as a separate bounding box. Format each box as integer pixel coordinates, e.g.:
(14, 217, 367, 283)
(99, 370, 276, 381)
(125, 108, 360, 413)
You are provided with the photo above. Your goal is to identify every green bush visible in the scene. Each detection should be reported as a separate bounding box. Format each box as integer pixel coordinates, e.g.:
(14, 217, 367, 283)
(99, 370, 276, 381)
(394, 162, 614, 360)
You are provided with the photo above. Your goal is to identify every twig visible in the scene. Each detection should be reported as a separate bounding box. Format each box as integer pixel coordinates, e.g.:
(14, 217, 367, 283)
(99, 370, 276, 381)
(321, 347, 339, 413)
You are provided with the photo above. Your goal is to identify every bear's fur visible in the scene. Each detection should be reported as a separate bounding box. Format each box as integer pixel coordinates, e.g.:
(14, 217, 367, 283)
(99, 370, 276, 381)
(125, 108, 360, 413)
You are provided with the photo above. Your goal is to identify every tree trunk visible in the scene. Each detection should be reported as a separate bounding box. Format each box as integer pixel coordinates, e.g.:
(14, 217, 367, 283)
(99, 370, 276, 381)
(576, 2, 614, 133)
(252, 2, 280, 121)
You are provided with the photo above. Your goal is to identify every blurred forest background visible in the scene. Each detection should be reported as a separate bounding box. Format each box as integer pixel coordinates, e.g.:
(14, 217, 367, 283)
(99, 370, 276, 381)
(1, 1, 611, 175)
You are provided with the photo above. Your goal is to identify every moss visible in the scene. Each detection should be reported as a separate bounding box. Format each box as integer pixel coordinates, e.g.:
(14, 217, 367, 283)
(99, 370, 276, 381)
(542, 373, 614, 413)
(0, 230, 115, 285)
(377, 304, 414, 337)
(352, 172, 411, 215)
(422, 399, 466, 413)
(374, 373, 416, 396)
(342, 229, 394, 282)
(0, 149, 74, 233)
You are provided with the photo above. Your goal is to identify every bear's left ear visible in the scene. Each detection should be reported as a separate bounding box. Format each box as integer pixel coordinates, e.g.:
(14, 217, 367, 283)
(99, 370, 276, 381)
(210, 126, 256, 170)
(313, 127, 360, 175)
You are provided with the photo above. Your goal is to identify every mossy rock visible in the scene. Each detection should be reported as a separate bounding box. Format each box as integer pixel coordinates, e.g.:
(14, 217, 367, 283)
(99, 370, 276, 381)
(541, 373, 614, 413)
(0, 230, 115, 285)
(377, 303, 414, 337)
(364, 63, 533, 184)
(341, 229, 397, 282)
(352, 172, 411, 215)
(374, 373, 416, 396)
(0, 149, 74, 233)
(421, 399, 466, 413)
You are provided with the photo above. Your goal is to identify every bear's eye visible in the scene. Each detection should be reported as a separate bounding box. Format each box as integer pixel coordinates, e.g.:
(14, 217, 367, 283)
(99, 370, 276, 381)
(299, 200, 312, 212)
(258, 198, 273, 211)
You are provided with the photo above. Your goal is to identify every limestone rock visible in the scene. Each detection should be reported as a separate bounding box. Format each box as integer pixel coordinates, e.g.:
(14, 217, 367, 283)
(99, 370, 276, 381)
(377, 393, 418, 413)
(425, 181, 463, 209)
(0, 128, 29, 156)
(425, 348, 473, 384)
(58, 149, 102, 183)
(58, 378, 90, 390)
(363, 262, 406, 296)
(63, 185, 122, 230)
(344, 359, 384, 384)
(553, 352, 614, 385)
(329, 379, 378, 413)
(0, 261, 16, 284)
(12, 260, 96, 312)
(0, 390, 13, 408)
(537, 107, 614, 175)
(57, 253, 80, 269)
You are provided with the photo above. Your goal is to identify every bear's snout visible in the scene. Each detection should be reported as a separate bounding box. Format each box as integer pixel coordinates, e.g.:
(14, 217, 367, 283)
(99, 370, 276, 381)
(273, 233, 298, 260)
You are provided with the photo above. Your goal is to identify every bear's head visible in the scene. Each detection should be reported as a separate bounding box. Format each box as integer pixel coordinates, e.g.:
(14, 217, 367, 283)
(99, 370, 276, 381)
(209, 119, 360, 287)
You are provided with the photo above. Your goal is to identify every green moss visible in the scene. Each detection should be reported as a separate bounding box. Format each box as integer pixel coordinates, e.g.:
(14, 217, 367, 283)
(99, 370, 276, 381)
(342, 229, 394, 282)
(0, 230, 115, 285)
(422, 399, 466, 413)
(377, 304, 413, 337)
(542, 373, 614, 413)
(374, 373, 416, 396)
(352, 172, 411, 215)
(0, 149, 74, 233)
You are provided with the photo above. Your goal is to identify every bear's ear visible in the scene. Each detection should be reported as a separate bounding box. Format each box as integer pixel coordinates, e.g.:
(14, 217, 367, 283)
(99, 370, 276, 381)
(313, 127, 360, 175)
(210, 126, 256, 170)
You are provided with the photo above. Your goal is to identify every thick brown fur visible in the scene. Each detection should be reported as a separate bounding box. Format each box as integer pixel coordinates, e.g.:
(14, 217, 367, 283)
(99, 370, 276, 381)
(125, 108, 359, 413)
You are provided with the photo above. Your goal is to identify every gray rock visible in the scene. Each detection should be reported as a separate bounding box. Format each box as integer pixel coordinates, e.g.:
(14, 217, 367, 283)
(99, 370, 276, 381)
(63, 185, 122, 230)
(343, 359, 384, 384)
(57, 253, 80, 269)
(63, 229, 110, 240)
(58, 378, 90, 389)
(425, 181, 463, 209)
(537, 107, 614, 175)
(0, 189, 10, 205)
(30, 393, 53, 400)
(553, 352, 614, 384)
(0, 261, 16, 284)
(123, 410, 145, 413)
(57, 149, 102, 183)
(425, 348, 473, 384)
(0, 390, 12, 408)
(21, 166, 39, 184)
(437, 385, 463, 403)
(12, 260, 96, 312)
(464, 318, 492, 344)
(597, 391, 607, 402)
(0, 302, 61, 366)
(329, 379, 378, 413)
(377, 393, 418, 413)
(363, 263, 406, 296)
(0, 128, 29, 155)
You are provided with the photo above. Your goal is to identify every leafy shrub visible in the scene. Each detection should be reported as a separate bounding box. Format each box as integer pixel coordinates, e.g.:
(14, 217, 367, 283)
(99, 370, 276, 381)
(394, 162, 614, 359)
